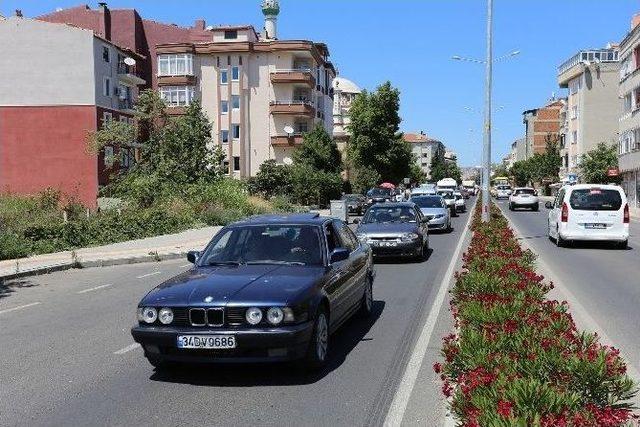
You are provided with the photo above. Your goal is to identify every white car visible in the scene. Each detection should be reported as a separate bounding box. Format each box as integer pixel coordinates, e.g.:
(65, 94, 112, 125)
(495, 185, 512, 199)
(546, 184, 629, 249)
(411, 187, 436, 197)
(509, 187, 539, 211)
(453, 191, 466, 213)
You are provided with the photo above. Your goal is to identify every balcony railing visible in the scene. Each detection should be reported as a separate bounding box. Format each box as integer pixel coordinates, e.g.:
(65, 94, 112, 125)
(558, 48, 619, 76)
(270, 68, 316, 87)
(117, 63, 146, 85)
(118, 98, 135, 111)
(271, 133, 304, 146)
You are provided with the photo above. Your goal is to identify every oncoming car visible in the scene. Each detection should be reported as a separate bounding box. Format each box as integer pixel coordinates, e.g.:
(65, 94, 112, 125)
(546, 184, 629, 248)
(410, 195, 451, 232)
(131, 213, 374, 370)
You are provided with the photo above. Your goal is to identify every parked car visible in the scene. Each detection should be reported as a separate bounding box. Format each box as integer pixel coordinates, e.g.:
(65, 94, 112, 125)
(509, 187, 539, 211)
(355, 202, 429, 260)
(453, 191, 466, 212)
(366, 187, 393, 208)
(410, 195, 451, 232)
(411, 187, 436, 197)
(342, 194, 366, 215)
(131, 213, 374, 370)
(546, 184, 629, 248)
(494, 185, 512, 200)
(437, 190, 457, 217)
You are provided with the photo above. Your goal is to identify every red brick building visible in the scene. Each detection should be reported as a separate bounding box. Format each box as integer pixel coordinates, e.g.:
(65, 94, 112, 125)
(522, 99, 565, 158)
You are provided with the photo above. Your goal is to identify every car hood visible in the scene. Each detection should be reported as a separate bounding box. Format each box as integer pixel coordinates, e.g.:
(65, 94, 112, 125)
(357, 222, 419, 236)
(140, 265, 324, 306)
(419, 207, 448, 216)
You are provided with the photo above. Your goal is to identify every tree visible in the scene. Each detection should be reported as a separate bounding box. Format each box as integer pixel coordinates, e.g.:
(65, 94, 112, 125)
(293, 124, 342, 174)
(347, 81, 413, 185)
(248, 159, 293, 198)
(580, 142, 620, 184)
(430, 150, 462, 183)
(350, 166, 381, 194)
(510, 160, 532, 186)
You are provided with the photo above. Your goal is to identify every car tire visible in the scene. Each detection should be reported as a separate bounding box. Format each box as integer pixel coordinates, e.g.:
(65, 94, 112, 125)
(359, 276, 373, 318)
(146, 355, 176, 371)
(509, 203, 514, 211)
(303, 307, 329, 371)
(556, 231, 566, 248)
(533, 204, 539, 211)
(616, 240, 628, 250)
(447, 221, 452, 233)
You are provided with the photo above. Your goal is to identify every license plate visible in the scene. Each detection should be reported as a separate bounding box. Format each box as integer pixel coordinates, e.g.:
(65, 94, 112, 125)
(584, 223, 607, 229)
(374, 241, 397, 247)
(177, 335, 236, 349)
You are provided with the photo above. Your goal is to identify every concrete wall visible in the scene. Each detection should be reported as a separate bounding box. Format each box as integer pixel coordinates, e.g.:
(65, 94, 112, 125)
(579, 63, 620, 154)
(0, 18, 95, 106)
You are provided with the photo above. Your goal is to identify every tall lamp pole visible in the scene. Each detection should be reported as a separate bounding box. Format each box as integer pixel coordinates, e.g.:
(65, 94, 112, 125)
(481, 0, 493, 222)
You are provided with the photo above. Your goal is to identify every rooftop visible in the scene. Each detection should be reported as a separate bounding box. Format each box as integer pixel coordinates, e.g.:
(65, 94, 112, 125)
(557, 47, 619, 76)
(403, 132, 441, 144)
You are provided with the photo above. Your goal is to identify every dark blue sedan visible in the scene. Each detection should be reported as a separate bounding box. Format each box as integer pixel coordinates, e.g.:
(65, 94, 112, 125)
(131, 213, 374, 370)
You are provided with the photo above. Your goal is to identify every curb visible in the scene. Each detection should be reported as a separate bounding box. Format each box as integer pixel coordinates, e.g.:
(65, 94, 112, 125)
(0, 251, 189, 282)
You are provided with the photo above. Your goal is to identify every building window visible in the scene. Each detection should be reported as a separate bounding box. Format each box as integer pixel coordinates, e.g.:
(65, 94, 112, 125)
(222, 159, 230, 173)
(102, 46, 110, 62)
(221, 100, 229, 114)
(571, 105, 578, 119)
(104, 146, 114, 166)
(232, 124, 240, 139)
(295, 121, 309, 133)
(220, 69, 228, 84)
(571, 130, 578, 145)
(103, 77, 111, 97)
(231, 95, 240, 110)
(224, 30, 237, 40)
(102, 112, 113, 124)
(568, 77, 581, 95)
(623, 92, 633, 114)
(157, 54, 194, 76)
(233, 156, 240, 171)
(159, 86, 195, 107)
(221, 130, 229, 144)
(231, 66, 239, 81)
(239, 55, 243, 66)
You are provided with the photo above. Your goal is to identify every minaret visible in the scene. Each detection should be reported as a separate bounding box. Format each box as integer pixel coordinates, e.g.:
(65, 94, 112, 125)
(333, 81, 344, 135)
(261, 0, 280, 40)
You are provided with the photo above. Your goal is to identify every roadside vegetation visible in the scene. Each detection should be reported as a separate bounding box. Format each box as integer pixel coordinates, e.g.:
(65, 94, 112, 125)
(435, 203, 637, 426)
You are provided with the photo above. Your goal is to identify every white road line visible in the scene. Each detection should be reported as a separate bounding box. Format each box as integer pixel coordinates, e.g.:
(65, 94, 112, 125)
(76, 284, 112, 294)
(114, 343, 141, 355)
(136, 271, 161, 279)
(384, 206, 475, 427)
(0, 301, 42, 315)
(179, 263, 193, 268)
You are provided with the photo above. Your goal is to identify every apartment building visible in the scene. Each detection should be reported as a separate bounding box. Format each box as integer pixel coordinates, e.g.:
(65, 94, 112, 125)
(403, 132, 445, 180)
(0, 16, 145, 207)
(332, 76, 361, 179)
(557, 46, 620, 181)
(521, 98, 564, 161)
(618, 14, 640, 214)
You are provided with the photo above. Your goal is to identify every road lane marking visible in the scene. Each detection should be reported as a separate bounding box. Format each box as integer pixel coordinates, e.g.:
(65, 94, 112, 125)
(179, 263, 193, 268)
(0, 302, 42, 315)
(114, 343, 141, 355)
(76, 284, 113, 294)
(384, 203, 475, 427)
(136, 271, 161, 279)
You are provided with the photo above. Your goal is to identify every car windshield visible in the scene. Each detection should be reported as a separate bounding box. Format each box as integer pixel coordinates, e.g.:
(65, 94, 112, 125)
(368, 188, 391, 197)
(454, 194, 462, 200)
(362, 206, 417, 224)
(411, 196, 443, 208)
(515, 189, 535, 195)
(199, 225, 323, 266)
(498, 185, 511, 190)
(569, 189, 622, 211)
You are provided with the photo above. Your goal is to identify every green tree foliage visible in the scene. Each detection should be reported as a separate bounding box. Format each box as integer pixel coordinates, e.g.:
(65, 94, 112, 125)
(293, 124, 342, 174)
(579, 142, 620, 184)
(247, 159, 293, 198)
(508, 135, 562, 187)
(510, 160, 532, 187)
(430, 151, 462, 183)
(350, 166, 381, 194)
(347, 81, 413, 184)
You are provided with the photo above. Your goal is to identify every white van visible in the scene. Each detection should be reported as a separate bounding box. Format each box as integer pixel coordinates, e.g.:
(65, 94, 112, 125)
(546, 184, 629, 248)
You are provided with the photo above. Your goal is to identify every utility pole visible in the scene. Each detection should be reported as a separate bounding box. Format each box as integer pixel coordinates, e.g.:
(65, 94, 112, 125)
(481, 0, 493, 222)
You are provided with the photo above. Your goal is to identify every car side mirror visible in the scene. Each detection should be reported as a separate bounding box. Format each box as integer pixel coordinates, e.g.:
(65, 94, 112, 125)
(545, 201, 553, 209)
(330, 248, 350, 263)
(187, 250, 200, 264)
(534, 191, 539, 196)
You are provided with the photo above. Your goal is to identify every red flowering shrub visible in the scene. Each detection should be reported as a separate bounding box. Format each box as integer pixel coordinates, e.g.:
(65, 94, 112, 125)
(436, 203, 637, 426)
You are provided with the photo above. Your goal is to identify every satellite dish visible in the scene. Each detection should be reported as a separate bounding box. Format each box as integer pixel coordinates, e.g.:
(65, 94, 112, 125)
(283, 125, 294, 135)
(123, 57, 136, 66)
(283, 157, 293, 165)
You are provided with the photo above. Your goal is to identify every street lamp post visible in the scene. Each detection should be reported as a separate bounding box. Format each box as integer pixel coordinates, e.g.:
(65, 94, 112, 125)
(481, 0, 493, 222)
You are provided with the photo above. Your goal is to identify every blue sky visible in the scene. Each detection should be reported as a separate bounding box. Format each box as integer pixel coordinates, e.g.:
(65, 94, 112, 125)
(3, 0, 638, 166)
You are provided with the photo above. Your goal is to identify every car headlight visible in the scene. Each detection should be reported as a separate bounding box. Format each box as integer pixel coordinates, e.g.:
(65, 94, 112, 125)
(400, 232, 420, 242)
(367, 198, 373, 204)
(266, 307, 284, 325)
(139, 307, 157, 324)
(356, 233, 368, 242)
(158, 307, 173, 325)
(246, 307, 263, 325)
(435, 214, 445, 218)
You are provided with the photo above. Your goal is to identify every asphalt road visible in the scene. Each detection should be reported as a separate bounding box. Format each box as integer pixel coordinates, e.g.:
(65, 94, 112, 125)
(0, 206, 472, 427)
(497, 200, 640, 377)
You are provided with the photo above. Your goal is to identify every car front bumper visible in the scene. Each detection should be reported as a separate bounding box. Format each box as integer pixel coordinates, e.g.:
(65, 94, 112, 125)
(427, 216, 448, 229)
(131, 321, 314, 363)
(368, 239, 423, 257)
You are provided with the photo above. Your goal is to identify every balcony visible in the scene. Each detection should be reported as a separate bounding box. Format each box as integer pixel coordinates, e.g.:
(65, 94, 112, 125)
(118, 98, 135, 112)
(271, 133, 304, 146)
(557, 48, 618, 86)
(270, 69, 316, 88)
(117, 63, 146, 86)
(269, 100, 315, 117)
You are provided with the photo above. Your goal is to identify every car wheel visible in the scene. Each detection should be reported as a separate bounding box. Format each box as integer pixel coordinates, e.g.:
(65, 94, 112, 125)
(616, 240, 628, 250)
(533, 204, 539, 211)
(447, 221, 452, 233)
(304, 307, 329, 370)
(359, 276, 373, 318)
(556, 230, 566, 248)
(509, 203, 513, 211)
(146, 355, 176, 371)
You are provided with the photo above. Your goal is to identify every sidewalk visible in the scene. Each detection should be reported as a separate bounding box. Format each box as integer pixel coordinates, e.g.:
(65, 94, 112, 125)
(0, 226, 222, 281)
(0, 209, 331, 281)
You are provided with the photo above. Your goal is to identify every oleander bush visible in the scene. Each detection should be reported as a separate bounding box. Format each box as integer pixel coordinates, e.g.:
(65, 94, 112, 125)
(434, 203, 638, 426)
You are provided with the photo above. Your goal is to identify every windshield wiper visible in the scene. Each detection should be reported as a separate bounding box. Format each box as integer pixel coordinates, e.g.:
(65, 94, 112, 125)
(207, 260, 243, 266)
(245, 260, 306, 266)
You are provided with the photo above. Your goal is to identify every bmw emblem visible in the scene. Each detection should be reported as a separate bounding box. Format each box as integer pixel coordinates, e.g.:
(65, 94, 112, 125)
(204, 296, 213, 303)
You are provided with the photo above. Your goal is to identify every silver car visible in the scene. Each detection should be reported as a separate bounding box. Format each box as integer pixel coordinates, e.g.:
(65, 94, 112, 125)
(410, 195, 451, 232)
